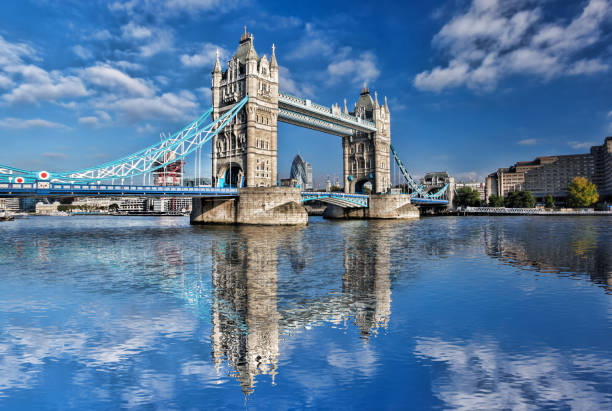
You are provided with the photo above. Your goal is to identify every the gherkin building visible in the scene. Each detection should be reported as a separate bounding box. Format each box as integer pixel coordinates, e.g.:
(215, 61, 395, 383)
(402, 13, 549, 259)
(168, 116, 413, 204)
(290, 154, 313, 190)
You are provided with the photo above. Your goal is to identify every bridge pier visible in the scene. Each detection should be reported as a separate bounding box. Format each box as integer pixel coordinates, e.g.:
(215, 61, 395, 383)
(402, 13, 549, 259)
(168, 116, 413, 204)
(323, 194, 419, 220)
(190, 187, 307, 226)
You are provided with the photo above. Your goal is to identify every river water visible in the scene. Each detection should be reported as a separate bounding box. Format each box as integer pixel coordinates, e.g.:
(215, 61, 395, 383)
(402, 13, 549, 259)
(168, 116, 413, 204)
(0, 216, 611, 409)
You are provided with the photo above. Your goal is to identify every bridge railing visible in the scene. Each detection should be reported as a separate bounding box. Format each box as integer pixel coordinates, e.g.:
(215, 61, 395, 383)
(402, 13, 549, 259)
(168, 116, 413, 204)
(0, 182, 239, 196)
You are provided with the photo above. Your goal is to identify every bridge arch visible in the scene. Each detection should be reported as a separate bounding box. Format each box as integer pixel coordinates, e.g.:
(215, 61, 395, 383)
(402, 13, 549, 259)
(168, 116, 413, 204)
(353, 177, 374, 194)
(217, 162, 243, 188)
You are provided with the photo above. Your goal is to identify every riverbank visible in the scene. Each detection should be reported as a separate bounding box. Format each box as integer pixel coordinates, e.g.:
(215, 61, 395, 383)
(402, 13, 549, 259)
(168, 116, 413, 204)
(454, 207, 612, 216)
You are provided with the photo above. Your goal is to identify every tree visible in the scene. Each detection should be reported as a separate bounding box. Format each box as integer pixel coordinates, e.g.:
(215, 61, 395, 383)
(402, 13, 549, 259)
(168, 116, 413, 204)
(455, 186, 481, 207)
(545, 194, 555, 209)
(488, 194, 505, 207)
(567, 177, 598, 208)
(109, 203, 119, 212)
(504, 191, 535, 208)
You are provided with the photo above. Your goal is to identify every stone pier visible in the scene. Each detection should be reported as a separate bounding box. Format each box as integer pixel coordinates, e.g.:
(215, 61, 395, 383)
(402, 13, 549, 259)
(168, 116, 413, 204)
(323, 194, 419, 220)
(190, 187, 308, 225)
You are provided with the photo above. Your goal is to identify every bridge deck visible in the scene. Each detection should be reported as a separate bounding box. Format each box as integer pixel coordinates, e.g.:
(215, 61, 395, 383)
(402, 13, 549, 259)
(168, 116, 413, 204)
(0, 183, 448, 206)
(0, 183, 239, 198)
(278, 92, 377, 136)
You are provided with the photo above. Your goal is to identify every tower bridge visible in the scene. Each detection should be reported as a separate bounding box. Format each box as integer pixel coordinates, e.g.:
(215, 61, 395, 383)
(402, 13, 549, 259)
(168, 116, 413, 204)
(0, 29, 449, 224)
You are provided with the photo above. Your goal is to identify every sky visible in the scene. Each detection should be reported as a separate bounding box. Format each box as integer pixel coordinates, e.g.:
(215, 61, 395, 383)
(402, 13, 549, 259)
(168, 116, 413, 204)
(0, 0, 611, 186)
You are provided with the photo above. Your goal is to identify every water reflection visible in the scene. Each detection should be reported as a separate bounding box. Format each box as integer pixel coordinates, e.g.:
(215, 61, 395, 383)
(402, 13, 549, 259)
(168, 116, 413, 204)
(415, 337, 612, 410)
(0, 216, 611, 408)
(208, 223, 394, 393)
(484, 218, 612, 291)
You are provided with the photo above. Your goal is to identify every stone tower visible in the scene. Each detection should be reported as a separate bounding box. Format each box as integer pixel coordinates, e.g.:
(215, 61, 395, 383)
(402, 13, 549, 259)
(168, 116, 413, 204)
(211, 28, 279, 188)
(342, 87, 391, 194)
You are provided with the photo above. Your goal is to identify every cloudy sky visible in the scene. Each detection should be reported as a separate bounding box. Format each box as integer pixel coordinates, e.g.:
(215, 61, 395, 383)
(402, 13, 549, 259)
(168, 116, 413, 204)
(0, 0, 611, 184)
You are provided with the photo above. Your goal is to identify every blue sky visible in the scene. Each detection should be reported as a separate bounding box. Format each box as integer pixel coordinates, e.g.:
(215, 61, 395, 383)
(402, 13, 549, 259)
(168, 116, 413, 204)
(0, 0, 611, 186)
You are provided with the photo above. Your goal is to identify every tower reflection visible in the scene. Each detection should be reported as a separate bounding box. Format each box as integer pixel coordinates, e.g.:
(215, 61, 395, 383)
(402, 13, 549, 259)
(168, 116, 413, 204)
(209, 222, 394, 393)
(210, 227, 282, 394)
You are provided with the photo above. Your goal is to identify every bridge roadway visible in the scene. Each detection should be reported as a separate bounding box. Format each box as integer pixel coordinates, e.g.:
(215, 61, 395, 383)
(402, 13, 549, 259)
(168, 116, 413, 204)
(0, 182, 447, 206)
(278, 92, 377, 137)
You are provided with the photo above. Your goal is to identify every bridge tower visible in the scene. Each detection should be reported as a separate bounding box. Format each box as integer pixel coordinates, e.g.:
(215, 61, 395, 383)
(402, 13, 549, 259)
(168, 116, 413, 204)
(211, 28, 279, 188)
(342, 87, 391, 194)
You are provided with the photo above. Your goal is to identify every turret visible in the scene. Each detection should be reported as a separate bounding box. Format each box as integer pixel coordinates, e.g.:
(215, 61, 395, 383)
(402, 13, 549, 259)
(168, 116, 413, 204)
(270, 44, 278, 70)
(246, 34, 258, 75)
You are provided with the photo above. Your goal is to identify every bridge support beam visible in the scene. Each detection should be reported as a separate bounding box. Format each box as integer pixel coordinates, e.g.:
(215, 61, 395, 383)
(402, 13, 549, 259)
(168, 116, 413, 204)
(323, 194, 419, 220)
(190, 187, 307, 225)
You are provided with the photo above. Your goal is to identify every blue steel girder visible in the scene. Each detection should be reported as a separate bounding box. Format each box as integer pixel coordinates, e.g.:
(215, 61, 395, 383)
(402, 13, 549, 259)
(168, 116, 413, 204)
(301, 192, 368, 208)
(0, 96, 248, 184)
(278, 108, 354, 137)
(278, 92, 377, 135)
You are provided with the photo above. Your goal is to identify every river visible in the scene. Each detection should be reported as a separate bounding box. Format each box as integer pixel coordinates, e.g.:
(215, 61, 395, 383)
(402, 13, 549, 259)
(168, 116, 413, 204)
(1, 216, 611, 409)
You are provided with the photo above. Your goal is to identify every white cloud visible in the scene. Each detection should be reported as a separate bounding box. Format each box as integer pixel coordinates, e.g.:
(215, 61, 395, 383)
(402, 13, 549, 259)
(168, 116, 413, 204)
(180, 43, 228, 68)
(0, 37, 87, 105)
(98, 90, 199, 123)
(120, 22, 153, 40)
(0, 117, 69, 129)
(137, 123, 156, 134)
(1, 65, 89, 105)
(119, 23, 174, 57)
(42, 152, 68, 159)
(0, 35, 37, 67)
(328, 51, 380, 86)
(78, 111, 111, 128)
(90, 29, 112, 41)
(518, 138, 537, 146)
(285, 23, 335, 60)
(279, 66, 314, 98)
(415, 60, 470, 92)
(109, 60, 144, 72)
(568, 58, 609, 75)
(72, 45, 93, 60)
(568, 141, 595, 150)
(607, 110, 612, 117)
(0, 74, 14, 89)
(82, 65, 154, 97)
(415, 0, 612, 92)
(195, 86, 211, 101)
(109, 0, 237, 19)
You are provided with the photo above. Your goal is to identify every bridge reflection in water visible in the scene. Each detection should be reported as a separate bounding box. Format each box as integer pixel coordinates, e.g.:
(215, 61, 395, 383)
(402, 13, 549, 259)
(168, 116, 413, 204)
(208, 224, 393, 394)
(2, 216, 610, 401)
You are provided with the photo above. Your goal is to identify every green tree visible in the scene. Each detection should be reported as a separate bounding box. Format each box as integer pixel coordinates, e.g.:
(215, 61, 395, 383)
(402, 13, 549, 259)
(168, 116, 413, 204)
(567, 177, 598, 207)
(504, 191, 535, 208)
(488, 194, 505, 207)
(109, 203, 119, 212)
(455, 186, 481, 207)
(545, 194, 555, 209)
(330, 185, 343, 192)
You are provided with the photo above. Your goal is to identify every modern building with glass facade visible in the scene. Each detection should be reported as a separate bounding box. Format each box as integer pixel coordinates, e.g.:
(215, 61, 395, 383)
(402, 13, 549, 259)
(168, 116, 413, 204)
(289, 154, 313, 190)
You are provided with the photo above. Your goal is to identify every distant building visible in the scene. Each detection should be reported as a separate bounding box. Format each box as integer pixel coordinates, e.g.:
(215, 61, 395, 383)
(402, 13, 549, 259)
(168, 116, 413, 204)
(289, 154, 313, 190)
(151, 198, 191, 214)
(0, 198, 20, 213)
(456, 181, 485, 200)
(35, 201, 60, 214)
(119, 198, 148, 213)
(486, 136, 612, 201)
